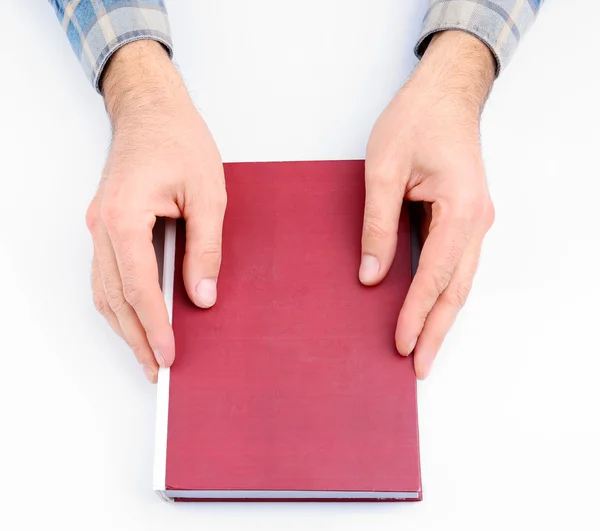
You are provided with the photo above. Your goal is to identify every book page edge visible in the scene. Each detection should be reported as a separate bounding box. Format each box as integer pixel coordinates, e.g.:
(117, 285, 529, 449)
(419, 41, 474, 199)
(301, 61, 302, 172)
(153, 218, 177, 493)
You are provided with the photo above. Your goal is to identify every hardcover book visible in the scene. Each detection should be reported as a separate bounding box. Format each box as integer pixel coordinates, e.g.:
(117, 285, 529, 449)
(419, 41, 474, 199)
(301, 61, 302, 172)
(153, 160, 421, 501)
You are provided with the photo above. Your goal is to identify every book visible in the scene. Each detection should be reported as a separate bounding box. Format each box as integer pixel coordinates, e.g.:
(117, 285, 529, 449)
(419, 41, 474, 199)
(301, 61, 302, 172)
(153, 160, 421, 501)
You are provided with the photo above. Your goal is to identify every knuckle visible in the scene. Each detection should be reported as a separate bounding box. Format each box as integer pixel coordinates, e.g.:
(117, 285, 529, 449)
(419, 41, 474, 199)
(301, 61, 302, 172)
(122, 280, 143, 308)
(453, 196, 484, 224)
(99, 203, 124, 232)
(363, 217, 389, 241)
(449, 282, 472, 309)
(431, 266, 454, 296)
(447, 188, 490, 225)
(367, 162, 396, 187)
(199, 230, 224, 256)
(92, 290, 108, 316)
(85, 202, 101, 235)
(202, 245, 222, 258)
(468, 199, 485, 221)
(483, 198, 496, 229)
(106, 290, 129, 316)
(197, 244, 223, 269)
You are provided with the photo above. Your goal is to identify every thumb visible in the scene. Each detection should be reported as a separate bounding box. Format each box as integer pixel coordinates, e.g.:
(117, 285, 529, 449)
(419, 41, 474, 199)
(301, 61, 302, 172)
(360, 169, 404, 286)
(182, 188, 227, 308)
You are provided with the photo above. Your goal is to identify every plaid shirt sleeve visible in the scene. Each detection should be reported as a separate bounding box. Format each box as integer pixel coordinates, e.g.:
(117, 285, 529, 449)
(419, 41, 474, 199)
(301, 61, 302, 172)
(48, 0, 172, 93)
(415, 0, 543, 75)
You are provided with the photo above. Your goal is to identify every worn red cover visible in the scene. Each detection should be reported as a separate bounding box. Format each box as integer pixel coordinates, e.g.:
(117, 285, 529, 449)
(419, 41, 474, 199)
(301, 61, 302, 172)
(165, 160, 421, 500)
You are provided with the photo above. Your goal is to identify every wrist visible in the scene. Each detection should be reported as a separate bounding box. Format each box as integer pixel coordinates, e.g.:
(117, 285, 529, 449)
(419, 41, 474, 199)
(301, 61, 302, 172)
(410, 30, 496, 117)
(102, 40, 192, 129)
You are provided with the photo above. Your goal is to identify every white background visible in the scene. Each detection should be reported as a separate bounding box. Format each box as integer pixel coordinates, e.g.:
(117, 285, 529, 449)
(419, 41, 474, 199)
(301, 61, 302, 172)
(1, 0, 599, 529)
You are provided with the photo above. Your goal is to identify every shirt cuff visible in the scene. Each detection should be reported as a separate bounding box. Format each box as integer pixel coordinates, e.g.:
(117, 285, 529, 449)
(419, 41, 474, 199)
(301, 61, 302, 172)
(414, 0, 540, 76)
(60, 2, 173, 93)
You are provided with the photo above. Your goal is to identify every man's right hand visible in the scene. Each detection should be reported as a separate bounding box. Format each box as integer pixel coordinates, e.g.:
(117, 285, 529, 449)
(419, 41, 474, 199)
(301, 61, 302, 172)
(86, 41, 226, 383)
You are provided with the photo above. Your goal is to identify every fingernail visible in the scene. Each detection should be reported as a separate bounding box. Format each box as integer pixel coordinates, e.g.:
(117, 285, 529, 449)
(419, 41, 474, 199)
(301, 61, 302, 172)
(143, 366, 156, 383)
(153, 349, 166, 367)
(359, 254, 380, 284)
(196, 279, 217, 308)
(419, 362, 432, 380)
(399, 338, 417, 357)
(408, 338, 417, 354)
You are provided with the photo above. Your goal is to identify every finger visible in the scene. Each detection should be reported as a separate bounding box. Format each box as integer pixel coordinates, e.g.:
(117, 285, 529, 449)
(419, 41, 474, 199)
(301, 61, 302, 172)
(182, 185, 227, 308)
(92, 220, 159, 383)
(413, 242, 481, 379)
(360, 165, 405, 285)
(395, 205, 471, 355)
(102, 208, 176, 368)
(91, 254, 124, 340)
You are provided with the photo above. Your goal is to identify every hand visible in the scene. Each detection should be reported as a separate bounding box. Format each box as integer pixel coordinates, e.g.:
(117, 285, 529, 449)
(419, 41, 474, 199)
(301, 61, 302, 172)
(86, 41, 226, 383)
(360, 31, 496, 379)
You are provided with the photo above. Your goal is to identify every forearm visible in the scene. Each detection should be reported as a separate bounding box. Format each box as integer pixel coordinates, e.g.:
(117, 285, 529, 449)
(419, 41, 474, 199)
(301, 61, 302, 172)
(409, 30, 496, 119)
(102, 41, 191, 130)
(415, 0, 544, 75)
(47, 0, 172, 92)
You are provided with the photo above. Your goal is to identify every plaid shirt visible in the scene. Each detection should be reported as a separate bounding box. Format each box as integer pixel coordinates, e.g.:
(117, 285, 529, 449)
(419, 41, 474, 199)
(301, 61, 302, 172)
(48, 0, 542, 93)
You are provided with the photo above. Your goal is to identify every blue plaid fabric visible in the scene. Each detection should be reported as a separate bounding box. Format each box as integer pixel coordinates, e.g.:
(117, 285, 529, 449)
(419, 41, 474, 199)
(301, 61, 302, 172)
(48, 1, 542, 92)
(416, 0, 544, 75)
(48, 1, 172, 92)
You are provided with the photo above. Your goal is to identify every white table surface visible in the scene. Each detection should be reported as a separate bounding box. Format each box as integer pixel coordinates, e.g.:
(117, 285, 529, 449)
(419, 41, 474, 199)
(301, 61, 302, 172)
(1, 1, 599, 530)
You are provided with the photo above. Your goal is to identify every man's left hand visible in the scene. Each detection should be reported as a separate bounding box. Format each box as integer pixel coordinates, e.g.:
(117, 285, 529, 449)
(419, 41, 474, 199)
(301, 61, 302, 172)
(361, 30, 496, 379)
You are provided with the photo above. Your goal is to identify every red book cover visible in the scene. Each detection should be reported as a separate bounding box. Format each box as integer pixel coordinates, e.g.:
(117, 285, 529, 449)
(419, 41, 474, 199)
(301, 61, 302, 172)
(153, 160, 421, 501)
